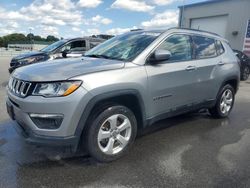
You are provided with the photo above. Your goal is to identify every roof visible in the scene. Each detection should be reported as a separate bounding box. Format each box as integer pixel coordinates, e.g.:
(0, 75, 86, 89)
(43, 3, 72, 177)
(65, 37, 105, 42)
(173, 27, 221, 37)
(129, 27, 226, 41)
(178, 0, 231, 8)
(130, 29, 165, 34)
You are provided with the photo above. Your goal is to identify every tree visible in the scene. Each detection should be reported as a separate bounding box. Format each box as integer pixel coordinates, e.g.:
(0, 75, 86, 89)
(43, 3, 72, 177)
(33, 35, 42, 41)
(0, 33, 27, 47)
(27, 33, 34, 40)
(0, 33, 60, 47)
(46, 35, 59, 42)
(0, 37, 3, 47)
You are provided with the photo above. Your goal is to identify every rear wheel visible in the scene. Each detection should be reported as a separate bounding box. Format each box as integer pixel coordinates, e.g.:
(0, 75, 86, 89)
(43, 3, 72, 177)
(241, 66, 250, 81)
(85, 105, 137, 162)
(209, 84, 235, 118)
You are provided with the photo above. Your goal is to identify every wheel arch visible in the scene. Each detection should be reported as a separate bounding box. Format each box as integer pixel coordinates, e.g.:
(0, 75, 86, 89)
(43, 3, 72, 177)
(74, 89, 147, 140)
(221, 76, 239, 93)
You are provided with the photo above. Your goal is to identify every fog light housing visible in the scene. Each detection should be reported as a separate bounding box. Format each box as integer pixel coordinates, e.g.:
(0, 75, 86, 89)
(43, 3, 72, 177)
(29, 113, 63, 129)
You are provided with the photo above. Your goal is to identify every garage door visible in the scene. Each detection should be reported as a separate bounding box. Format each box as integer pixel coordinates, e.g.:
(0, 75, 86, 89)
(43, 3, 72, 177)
(191, 15, 228, 37)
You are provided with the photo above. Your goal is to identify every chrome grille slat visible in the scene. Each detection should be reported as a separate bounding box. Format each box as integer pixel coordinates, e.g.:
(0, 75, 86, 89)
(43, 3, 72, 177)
(24, 83, 32, 96)
(8, 77, 13, 90)
(12, 79, 17, 92)
(20, 82, 26, 96)
(15, 80, 21, 94)
(8, 77, 32, 97)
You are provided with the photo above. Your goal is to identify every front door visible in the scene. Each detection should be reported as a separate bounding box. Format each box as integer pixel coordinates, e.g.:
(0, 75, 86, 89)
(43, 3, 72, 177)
(146, 34, 199, 117)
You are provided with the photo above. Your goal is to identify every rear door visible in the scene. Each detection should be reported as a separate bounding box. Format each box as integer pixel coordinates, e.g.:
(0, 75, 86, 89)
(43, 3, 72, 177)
(146, 34, 199, 116)
(191, 35, 223, 102)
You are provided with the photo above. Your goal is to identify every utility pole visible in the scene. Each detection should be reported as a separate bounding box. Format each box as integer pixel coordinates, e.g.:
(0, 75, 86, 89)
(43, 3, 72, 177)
(29, 27, 33, 51)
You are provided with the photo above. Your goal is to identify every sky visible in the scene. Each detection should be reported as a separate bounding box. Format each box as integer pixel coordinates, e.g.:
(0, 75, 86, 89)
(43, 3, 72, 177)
(0, 0, 206, 38)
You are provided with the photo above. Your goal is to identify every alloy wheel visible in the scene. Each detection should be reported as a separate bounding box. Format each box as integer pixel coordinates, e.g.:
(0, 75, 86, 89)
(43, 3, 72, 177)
(220, 89, 233, 114)
(97, 114, 132, 155)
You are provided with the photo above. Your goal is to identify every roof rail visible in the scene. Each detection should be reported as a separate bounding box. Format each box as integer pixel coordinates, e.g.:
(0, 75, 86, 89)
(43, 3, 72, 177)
(130, 28, 143, 32)
(170, 27, 222, 37)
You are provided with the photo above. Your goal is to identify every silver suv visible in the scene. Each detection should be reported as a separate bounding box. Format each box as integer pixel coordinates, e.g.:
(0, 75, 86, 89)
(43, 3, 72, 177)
(6, 28, 240, 162)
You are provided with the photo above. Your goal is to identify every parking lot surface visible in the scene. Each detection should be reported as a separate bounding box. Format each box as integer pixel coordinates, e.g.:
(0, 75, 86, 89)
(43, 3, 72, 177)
(1, 57, 250, 188)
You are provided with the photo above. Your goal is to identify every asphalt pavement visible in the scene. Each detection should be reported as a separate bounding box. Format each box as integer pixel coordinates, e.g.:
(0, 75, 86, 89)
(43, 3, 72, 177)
(1, 57, 250, 188)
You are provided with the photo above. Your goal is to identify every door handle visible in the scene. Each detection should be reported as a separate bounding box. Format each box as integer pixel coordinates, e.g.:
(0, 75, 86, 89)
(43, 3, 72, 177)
(218, 61, 225, 66)
(185, 66, 197, 71)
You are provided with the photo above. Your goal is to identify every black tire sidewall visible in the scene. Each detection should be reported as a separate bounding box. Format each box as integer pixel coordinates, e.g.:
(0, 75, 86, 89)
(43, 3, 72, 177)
(86, 105, 137, 162)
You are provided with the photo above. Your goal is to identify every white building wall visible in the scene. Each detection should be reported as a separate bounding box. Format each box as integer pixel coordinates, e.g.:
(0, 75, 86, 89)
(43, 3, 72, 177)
(179, 0, 250, 50)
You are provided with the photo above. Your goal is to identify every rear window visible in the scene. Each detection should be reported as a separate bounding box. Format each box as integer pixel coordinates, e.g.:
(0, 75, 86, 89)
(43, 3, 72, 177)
(192, 36, 217, 59)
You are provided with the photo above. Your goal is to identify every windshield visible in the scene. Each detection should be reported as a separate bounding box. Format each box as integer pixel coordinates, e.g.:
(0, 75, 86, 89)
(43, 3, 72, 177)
(41, 40, 67, 53)
(84, 32, 160, 61)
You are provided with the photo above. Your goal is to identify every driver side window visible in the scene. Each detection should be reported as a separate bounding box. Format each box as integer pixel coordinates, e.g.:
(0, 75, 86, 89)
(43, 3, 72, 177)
(58, 40, 86, 53)
(157, 34, 192, 62)
(60, 43, 71, 52)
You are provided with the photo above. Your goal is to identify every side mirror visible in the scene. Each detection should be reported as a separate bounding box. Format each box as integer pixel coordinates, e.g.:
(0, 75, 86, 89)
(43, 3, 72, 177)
(150, 49, 171, 62)
(62, 49, 70, 58)
(66, 53, 83, 58)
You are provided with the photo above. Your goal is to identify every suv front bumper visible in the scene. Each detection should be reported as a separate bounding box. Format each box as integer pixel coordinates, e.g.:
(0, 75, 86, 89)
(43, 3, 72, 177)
(11, 117, 78, 146)
(6, 86, 92, 147)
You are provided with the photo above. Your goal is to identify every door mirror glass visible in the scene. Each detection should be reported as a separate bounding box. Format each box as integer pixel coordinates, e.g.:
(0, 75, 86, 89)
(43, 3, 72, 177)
(66, 52, 83, 58)
(152, 49, 172, 62)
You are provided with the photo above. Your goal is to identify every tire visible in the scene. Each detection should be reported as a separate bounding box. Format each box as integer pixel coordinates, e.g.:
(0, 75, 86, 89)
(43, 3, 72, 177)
(85, 105, 137, 162)
(241, 66, 250, 81)
(209, 84, 235, 118)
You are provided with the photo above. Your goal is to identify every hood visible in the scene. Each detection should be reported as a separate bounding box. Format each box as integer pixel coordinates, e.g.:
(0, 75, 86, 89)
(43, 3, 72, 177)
(12, 57, 125, 82)
(13, 51, 46, 60)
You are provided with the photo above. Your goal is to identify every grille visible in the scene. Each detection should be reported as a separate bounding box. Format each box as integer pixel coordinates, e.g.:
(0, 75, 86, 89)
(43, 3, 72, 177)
(8, 77, 32, 97)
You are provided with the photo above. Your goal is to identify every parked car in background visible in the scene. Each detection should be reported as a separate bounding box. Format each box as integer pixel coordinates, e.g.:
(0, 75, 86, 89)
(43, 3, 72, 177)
(9, 37, 105, 73)
(233, 49, 250, 81)
(6, 28, 240, 162)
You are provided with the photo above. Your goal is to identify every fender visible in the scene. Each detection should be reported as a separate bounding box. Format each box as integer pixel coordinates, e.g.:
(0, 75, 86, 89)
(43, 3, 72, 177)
(74, 89, 147, 139)
(221, 75, 240, 93)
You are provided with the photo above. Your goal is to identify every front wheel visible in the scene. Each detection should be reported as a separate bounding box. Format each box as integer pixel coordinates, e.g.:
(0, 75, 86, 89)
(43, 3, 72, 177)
(209, 84, 235, 118)
(85, 105, 137, 162)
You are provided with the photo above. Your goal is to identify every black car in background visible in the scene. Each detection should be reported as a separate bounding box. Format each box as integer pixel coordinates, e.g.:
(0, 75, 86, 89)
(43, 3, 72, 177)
(233, 49, 250, 81)
(9, 37, 105, 73)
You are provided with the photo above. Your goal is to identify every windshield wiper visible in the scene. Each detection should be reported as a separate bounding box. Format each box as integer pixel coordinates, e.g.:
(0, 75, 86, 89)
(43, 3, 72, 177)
(84, 54, 125, 61)
(84, 54, 112, 59)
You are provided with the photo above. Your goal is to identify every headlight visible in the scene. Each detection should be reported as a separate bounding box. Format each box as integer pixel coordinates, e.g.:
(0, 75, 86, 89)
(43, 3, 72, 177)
(32, 81, 82, 97)
(19, 56, 44, 65)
